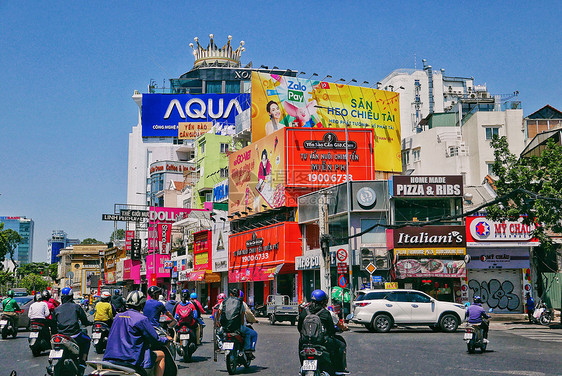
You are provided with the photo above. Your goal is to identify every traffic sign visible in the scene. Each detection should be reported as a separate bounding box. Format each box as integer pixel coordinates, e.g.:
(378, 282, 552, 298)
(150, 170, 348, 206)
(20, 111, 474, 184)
(336, 248, 348, 262)
(337, 262, 348, 274)
(372, 275, 383, 283)
(365, 262, 377, 274)
(338, 274, 348, 288)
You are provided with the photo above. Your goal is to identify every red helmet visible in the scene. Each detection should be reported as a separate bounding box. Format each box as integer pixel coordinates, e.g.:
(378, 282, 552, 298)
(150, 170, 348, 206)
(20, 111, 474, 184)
(217, 293, 226, 303)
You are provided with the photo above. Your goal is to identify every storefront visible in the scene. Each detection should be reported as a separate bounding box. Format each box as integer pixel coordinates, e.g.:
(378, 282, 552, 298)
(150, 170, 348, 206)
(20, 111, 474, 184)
(228, 222, 302, 307)
(387, 225, 467, 303)
(211, 210, 230, 296)
(465, 216, 538, 313)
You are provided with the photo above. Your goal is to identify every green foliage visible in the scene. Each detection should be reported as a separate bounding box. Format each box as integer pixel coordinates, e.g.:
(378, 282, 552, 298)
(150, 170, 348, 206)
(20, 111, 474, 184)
(18, 273, 49, 294)
(0, 270, 15, 288)
(0, 223, 23, 270)
(48, 263, 59, 282)
(81, 238, 105, 245)
(110, 229, 126, 242)
(16, 262, 49, 278)
(488, 136, 562, 260)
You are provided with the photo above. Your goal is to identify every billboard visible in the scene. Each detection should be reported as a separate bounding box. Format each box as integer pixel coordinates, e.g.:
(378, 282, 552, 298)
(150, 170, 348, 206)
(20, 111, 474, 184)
(142, 93, 250, 137)
(465, 216, 539, 247)
(251, 72, 401, 172)
(229, 128, 287, 216)
(286, 129, 374, 187)
(148, 207, 206, 253)
(391, 175, 463, 198)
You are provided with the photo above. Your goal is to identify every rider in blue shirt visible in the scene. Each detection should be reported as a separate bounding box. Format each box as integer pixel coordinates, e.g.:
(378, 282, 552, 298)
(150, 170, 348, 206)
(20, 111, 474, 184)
(164, 292, 177, 315)
(143, 286, 175, 329)
(103, 291, 170, 376)
(466, 296, 490, 341)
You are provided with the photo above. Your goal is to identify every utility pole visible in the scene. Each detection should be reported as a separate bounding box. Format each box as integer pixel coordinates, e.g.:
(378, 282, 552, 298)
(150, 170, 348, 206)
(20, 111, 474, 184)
(319, 191, 332, 306)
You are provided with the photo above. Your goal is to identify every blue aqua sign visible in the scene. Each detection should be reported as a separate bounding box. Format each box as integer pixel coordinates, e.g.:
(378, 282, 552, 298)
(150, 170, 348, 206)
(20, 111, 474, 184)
(142, 93, 250, 137)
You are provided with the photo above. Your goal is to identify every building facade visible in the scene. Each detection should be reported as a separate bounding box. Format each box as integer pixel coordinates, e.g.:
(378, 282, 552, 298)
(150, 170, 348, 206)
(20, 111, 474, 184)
(0, 216, 34, 265)
(47, 230, 80, 264)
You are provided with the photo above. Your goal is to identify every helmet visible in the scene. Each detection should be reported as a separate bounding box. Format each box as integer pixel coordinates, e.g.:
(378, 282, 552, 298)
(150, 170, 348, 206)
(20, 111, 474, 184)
(229, 288, 239, 297)
(169, 292, 176, 300)
(217, 293, 226, 302)
(126, 291, 146, 309)
(42, 290, 51, 300)
(181, 289, 190, 301)
(61, 287, 73, 296)
(239, 290, 244, 299)
(34, 292, 42, 302)
(473, 295, 483, 304)
(147, 285, 162, 299)
(114, 289, 120, 295)
(101, 291, 111, 301)
(190, 292, 198, 300)
(311, 289, 328, 302)
(6, 290, 14, 298)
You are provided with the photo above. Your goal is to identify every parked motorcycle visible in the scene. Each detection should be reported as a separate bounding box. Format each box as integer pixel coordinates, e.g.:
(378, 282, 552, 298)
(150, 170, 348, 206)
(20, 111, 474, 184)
(222, 329, 252, 375)
(532, 301, 554, 326)
(28, 320, 51, 356)
(92, 321, 110, 354)
(47, 334, 82, 376)
(87, 341, 177, 376)
(0, 313, 19, 339)
(175, 324, 198, 362)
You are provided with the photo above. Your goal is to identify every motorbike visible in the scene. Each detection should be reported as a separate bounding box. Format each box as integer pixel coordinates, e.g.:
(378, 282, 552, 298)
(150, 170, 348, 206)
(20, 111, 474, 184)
(222, 328, 253, 375)
(299, 344, 334, 376)
(47, 334, 82, 376)
(92, 321, 111, 354)
(175, 324, 198, 362)
(531, 301, 554, 326)
(28, 320, 52, 356)
(0, 313, 19, 339)
(87, 341, 177, 376)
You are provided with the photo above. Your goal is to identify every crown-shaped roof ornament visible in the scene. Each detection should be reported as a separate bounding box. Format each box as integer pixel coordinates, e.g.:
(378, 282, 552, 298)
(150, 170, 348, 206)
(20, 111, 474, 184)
(189, 34, 245, 68)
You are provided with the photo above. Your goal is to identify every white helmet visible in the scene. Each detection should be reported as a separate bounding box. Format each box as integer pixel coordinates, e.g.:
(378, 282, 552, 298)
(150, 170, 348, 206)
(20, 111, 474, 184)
(101, 291, 111, 300)
(126, 291, 146, 309)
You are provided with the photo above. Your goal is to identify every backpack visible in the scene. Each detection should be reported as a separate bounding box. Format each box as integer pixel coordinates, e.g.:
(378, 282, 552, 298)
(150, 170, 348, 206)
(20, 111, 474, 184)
(220, 297, 243, 333)
(300, 307, 327, 344)
(176, 302, 196, 326)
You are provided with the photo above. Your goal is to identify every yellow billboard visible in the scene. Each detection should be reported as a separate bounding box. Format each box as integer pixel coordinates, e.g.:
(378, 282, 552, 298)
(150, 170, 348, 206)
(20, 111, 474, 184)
(251, 72, 402, 172)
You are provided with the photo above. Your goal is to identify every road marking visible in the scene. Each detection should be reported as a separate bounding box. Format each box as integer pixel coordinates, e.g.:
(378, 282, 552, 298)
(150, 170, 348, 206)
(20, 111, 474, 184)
(509, 329, 562, 343)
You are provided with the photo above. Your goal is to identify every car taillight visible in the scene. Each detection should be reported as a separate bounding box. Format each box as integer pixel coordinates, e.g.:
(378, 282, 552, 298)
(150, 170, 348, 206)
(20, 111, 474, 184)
(355, 302, 371, 307)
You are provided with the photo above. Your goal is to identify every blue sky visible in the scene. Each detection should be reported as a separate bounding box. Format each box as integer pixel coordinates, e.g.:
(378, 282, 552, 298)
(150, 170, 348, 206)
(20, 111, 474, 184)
(1, 1, 560, 262)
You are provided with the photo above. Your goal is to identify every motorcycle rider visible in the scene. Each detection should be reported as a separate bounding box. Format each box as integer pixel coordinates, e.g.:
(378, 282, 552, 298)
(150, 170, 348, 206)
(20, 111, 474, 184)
(43, 290, 59, 334)
(190, 292, 205, 345)
(110, 289, 126, 313)
(466, 295, 490, 343)
(144, 286, 176, 329)
(94, 291, 115, 327)
(217, 288, 258, 360)
(165, 292, 178, 314)
(53, 287, 92, 376)
(211, 293, 226, 321)
(103, 291, 171, 376)
(1, 290, 21, 335)
(28, 292, 51, 328)
(297, 289, 348, 374)
(173, 289, 198, 336)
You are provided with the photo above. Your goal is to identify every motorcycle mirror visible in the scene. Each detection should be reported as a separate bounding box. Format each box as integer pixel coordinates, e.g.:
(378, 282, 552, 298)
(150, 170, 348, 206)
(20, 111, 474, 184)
(488, 308, 493, 313)
(346, 313, 353, 320)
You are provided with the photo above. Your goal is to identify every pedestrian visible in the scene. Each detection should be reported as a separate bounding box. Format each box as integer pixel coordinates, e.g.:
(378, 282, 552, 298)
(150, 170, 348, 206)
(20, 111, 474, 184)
(526, 292, 535, 323)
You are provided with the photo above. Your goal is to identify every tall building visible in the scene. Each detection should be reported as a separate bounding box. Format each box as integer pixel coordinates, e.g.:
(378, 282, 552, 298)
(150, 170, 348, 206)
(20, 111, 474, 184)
(47, 230, 80, 264)
(0, 216, 34, 265)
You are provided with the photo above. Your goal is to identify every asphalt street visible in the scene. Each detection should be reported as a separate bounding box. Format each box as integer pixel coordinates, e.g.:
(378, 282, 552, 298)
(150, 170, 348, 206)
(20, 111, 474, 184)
(1, 317, 561, 376)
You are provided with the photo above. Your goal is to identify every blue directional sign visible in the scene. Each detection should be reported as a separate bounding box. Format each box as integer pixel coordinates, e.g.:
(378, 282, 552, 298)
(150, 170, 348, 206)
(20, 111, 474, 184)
(372, 275, 383, 283)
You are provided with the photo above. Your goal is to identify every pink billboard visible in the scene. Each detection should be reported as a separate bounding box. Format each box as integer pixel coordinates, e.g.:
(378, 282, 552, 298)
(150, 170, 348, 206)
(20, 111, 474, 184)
(146, 253, 171, 278)
(148, 207, 207, 253)
(123, 259, 141, 283)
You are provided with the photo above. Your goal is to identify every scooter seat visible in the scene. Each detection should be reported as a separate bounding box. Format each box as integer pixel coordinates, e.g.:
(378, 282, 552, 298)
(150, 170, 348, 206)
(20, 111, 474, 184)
(87, 360, 147, 376)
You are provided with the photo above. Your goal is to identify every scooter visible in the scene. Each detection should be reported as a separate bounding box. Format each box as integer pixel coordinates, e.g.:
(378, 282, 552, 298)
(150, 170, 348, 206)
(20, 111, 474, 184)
(47, 334, 82, 376)
(87, 341, 177, 376)
(222, 329, 253, 375)
(175, 324, 198, 362)
(299, 344, 334, 376)
(532, 301, 554, 326)
(0, 313, 20, 339)
(92, 321, 110, 354)
(28, 320, 52, 356)
(464, 309, 492, 354)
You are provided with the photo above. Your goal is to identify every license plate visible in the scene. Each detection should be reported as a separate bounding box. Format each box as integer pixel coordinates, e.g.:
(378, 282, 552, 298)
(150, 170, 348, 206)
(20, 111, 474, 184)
(464, 332, 473, 340)
(92, 333, 102, 339)
(49, 349, 64, 359)
(222, 342, 234, 350)
(0, 320, 7, 325)
(30, 332, 39, 338)
(302, 359, 317, 371)
(180, 334, 190, 340)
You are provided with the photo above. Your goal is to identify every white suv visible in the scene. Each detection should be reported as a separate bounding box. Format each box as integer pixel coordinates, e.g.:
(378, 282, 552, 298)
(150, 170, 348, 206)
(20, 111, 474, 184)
(351, 289, 466, 333)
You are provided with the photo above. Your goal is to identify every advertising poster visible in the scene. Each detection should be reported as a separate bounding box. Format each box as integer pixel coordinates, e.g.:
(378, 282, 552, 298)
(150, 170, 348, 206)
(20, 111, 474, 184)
(157, 223, 172, 255)
(229, 128, 286, 216)
(148, 207, 206, 253)
(251, 72, 401, 172)
(395, 259, 466, 279)
(142, 93, 250, 137)
(286, 128, 374, 187)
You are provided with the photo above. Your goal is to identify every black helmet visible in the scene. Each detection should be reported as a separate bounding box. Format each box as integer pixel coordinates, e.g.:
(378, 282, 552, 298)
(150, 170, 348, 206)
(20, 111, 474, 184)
(473, 295, 483, 304)
(147, 285, 162, 299)
(42, 290, 51, 301)
(169, 292, 176, 301)
(34, 292, 42, 302)
(181, 289, 190, 301)
(229, 288, 239, 297)
(126, 291, 146, 310)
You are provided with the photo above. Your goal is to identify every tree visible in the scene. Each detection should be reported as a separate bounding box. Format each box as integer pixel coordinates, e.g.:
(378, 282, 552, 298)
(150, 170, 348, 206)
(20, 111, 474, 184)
(110, 229, 126, 242)
(80, 238, 105, 245)
(16, 262, 49, 279)
(0, 270, 15, 294)
(0, 222, 23, 271)
(19, 273, 49, 294)
(48, 263, 59, 282)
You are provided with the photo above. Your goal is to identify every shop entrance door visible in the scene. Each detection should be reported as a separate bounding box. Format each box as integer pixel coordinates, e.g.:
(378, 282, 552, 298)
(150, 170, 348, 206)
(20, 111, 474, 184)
(254, 281, 264, 307)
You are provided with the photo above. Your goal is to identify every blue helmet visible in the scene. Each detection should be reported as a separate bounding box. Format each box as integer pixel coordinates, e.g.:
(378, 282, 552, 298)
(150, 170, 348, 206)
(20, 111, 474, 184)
(190, 292, 197, 299)
(239, 290, 244, 299)
(114, 289, 120, 295)
(311, 289, 327, 302)
(61, 287, 72, 296)
(181, 289, 190, 300)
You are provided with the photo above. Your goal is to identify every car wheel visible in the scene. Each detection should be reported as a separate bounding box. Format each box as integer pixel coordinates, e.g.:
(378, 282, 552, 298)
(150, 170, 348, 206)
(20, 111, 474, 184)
(439, 314, 458, 332)
(372, 314, 392, 333)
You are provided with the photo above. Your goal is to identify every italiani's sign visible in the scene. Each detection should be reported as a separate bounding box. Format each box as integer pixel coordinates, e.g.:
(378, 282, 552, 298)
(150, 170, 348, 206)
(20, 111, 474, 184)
(390, 225, 466, 248)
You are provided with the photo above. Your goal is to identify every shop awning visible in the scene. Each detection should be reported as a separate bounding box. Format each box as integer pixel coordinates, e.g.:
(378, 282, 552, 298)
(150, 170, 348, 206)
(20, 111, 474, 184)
(204, 271, 221, 283)
(188, 271, 205, 281)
